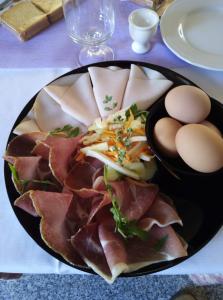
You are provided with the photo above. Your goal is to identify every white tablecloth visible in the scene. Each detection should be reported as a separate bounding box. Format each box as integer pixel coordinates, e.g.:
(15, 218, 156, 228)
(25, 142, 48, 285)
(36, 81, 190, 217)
(1, 66, 223, 275)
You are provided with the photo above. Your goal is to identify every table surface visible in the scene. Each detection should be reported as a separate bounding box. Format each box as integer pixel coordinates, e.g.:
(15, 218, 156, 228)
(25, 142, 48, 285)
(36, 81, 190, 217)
(0, 0, 223, 276)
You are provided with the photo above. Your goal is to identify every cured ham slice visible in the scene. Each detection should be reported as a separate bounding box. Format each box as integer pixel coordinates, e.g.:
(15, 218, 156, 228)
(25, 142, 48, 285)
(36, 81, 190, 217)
(139, 193, 183, 230)
(45, 73, 100, 126)
(126, 225, 187, 272)
(122, 64, 173, 110)
(71, 223, 112, 281)
(65, 158, 104, 197)
(110, 179, 159, 221)
(44, 136, 81, 184)
(6, 132, 47, 157)
(13, 156, 42, 180)
(88, 67, 130, 118)
(98, 223, 187, 282)
(32, 191, 83, 265)
(14, 191, 38, 217)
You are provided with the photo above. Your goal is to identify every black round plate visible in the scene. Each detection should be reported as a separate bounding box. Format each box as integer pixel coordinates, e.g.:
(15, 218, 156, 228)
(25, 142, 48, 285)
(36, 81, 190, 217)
(4, 61, 223, 277)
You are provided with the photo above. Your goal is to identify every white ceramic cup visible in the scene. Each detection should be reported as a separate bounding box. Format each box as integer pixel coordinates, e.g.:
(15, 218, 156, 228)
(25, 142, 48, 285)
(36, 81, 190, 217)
(128, 8, 159, 54)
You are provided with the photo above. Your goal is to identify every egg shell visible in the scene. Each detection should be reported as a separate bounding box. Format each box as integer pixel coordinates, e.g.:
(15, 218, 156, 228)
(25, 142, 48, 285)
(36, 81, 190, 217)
(154, 117, 182, 157)
(175, 124, 223, 173)
(165, 85, 211, 123)
(200, 120, 222, 137)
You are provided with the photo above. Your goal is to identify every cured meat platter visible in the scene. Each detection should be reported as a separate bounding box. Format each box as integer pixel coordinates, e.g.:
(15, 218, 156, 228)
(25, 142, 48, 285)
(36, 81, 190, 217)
(4, 61, 223, 281)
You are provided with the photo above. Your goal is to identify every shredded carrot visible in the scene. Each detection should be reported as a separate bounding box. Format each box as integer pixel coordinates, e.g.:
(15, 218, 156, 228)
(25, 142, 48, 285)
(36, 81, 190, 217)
(133, 128, 145, 135)
(102, 130, 116, 137)
(75, 151, 85, 162)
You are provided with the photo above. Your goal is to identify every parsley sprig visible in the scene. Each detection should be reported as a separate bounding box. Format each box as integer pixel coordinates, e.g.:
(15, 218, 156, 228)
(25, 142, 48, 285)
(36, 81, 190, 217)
(49, 125, 79, 138)
(125, 104, 149, 124)
(103, 95, 118, 111)
(104, 165, 149, 241)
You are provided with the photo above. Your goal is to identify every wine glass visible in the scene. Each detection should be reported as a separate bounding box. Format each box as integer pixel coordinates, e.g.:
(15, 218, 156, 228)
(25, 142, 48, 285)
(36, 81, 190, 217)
(62, 0, 115, 65)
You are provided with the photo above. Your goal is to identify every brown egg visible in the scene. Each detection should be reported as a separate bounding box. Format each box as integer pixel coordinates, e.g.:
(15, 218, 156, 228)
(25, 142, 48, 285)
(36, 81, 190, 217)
(175, 124, 223, 173)
(154, 117, 182, 157)
(200, 120, 222, 137)
(165, 85, 211, 123)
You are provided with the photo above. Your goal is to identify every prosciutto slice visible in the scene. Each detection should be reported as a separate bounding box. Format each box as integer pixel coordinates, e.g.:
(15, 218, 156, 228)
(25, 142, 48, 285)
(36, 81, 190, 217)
(111, 178, 159, 221)
(37, 135, 82, 184)
(6, 132, 47, 157)
(5, 155, 61, 194)
(65, 158, 104, 197)
(31, 191, 83, 266)
(14, 191, 38, 217)
(139, 193, 183, 230)
(71, 223, 112, 281)
(97, 222, 187, 283)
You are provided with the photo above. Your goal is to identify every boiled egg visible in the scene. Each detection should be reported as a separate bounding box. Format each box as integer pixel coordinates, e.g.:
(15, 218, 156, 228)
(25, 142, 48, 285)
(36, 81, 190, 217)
(154, 117, 182, 157)
(175, 124, 223, 173)
(165, 85, 211, 123)
(200, 120, 222, 137)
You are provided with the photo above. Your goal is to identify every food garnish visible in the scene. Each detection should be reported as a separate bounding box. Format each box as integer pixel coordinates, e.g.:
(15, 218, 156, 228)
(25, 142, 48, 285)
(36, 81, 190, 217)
(81, 104, 156, 180)
(49, 124, 79, 138)
(104, 165, 149, 241)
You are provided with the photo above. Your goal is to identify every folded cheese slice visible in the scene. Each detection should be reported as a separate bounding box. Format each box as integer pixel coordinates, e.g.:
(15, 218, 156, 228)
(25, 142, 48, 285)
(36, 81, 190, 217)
(88, 67, 130, 118)
(122, 64, 173, 110)
(33, 89, 86, 132)
(44, 73, 100, 126)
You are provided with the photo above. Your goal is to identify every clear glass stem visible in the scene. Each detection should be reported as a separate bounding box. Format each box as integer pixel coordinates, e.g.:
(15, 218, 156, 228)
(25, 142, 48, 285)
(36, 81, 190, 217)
(78, 44, 114, 65)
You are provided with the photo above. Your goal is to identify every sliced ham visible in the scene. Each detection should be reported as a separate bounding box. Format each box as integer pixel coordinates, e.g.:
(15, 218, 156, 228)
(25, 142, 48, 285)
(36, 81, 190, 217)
(32, 191, 83, 266)
(98, 223, 187, 282)
(6, 132, 47, 157)
(139, 193, 183, 230)
(98, 222, 128, 281)
(5, 156, 61, 194)
(14, 191, 38, 217)
(71, 223, 112, 282)
(126, 225, 188, 272)
(47, 136, 81, 184)
(110, 178, 159, 221)
(31, 141, 50, 160)
(65, 158, 104, 197)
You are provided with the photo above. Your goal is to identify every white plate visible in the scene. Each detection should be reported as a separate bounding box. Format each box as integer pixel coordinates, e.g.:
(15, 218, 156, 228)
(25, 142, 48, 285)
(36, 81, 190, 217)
(160, 0, 223, 71)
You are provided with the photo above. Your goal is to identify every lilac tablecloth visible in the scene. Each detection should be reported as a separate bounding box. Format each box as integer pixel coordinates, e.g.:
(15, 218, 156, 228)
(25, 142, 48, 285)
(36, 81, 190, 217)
(0, 1, 187, 69)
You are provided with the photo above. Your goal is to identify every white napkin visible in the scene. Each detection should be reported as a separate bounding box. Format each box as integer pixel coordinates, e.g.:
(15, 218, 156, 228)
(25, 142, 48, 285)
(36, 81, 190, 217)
(122, 64, 173, 110)
(88, 66, 130, 118)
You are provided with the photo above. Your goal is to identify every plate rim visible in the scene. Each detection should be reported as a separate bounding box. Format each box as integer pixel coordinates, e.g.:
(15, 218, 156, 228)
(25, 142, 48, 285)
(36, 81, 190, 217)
(4, 60, 223, 277)
(160, 0, 223, 71)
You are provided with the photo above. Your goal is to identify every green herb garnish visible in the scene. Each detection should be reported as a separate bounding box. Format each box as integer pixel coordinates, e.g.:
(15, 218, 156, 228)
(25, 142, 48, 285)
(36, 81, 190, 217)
(103, 95, 118, 112)
(125, 103, 149, 123)
(8, 163, 57, 193)
(153, 235, 168, 251)
(49, 125, 79, 138)
(103, 95, 113, 104)
(104, 165, 149, 241)
(9, 163, 20, 185)
(117, 149, 126, 164)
